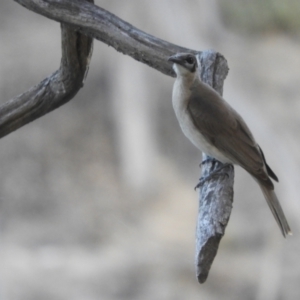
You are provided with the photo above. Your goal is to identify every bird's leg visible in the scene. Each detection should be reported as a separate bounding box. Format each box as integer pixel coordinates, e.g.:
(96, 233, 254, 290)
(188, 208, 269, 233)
(195, 163, 233, 190)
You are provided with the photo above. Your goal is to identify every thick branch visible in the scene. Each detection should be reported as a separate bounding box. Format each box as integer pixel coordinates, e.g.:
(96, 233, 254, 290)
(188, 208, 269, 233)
(3, 0, 199, 139)
(14, 0, 198, 77)
(195, 50, 234, 283)
(2, 0, 197, 138)
(0, 1, 93, 138)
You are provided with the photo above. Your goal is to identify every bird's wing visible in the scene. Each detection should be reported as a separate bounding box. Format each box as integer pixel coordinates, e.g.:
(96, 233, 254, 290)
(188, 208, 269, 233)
(187, 80, 274, 189)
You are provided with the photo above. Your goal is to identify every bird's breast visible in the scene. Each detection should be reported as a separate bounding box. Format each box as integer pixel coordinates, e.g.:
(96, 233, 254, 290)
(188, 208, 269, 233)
(172, 78, 232, 163)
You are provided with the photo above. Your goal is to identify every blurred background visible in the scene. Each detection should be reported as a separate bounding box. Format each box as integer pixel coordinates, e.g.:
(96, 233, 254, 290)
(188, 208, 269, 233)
(1, 0, 300, 299)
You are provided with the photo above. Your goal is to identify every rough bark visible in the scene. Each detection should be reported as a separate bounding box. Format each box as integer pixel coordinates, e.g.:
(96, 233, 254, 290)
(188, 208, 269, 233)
(0, 0, 94, 138)
(3, 0, 199, 139)
(195, 50, 234, 283)
(14, 0, 198, 78)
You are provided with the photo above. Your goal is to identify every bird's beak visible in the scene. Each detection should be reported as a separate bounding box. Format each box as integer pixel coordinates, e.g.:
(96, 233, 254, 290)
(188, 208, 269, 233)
(168, 55, 182, 64)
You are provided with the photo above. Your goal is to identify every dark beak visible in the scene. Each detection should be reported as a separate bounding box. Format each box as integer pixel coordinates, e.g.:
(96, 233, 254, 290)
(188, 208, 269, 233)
(168, 55, 182, 64)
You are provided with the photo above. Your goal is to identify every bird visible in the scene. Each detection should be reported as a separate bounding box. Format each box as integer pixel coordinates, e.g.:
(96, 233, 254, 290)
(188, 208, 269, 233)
(168, 52, 291, 237)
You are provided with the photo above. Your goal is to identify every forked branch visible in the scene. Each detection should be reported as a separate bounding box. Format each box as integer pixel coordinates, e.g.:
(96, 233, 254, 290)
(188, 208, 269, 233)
(6, 0, 234, 284)
(0, 0, 94, 138)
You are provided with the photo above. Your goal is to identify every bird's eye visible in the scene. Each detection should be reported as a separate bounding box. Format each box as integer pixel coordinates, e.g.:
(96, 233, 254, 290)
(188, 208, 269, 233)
(186, 56, 194, 64)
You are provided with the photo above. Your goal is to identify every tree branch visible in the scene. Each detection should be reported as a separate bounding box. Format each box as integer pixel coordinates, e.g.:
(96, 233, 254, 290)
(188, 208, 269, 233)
(3, 0, 198, 138)
(14, 0, 198, 77)
(0, 1, 93, 138)
(195, 50, 234, 283)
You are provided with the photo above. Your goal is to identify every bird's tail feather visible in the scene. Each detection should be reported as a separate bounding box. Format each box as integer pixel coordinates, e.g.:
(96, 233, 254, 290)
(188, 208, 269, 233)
(258, 183, 292, 237)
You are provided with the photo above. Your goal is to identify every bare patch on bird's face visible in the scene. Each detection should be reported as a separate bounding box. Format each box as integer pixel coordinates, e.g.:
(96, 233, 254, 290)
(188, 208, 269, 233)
(173, 64, 192, 76)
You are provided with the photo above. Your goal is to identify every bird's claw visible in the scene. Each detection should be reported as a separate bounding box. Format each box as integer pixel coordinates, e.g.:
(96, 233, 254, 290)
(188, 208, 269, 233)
(199, 157, 216, 168)
(194, 163, 233, 190)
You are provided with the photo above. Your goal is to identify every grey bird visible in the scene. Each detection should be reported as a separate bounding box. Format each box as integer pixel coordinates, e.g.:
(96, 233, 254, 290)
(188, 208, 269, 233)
(168, 52, 291, 237)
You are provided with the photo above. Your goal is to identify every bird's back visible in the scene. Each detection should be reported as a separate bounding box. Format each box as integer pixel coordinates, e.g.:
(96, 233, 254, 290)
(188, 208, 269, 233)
(187, 77, 275, 189)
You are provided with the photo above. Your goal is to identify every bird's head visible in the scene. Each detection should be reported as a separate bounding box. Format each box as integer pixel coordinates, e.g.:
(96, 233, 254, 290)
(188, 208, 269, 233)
(168, 53, 198, 76)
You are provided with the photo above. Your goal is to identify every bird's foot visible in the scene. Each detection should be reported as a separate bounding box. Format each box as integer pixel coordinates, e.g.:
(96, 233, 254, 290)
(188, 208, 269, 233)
(194, 163, 233, 190)
(199, 157, 217, 168)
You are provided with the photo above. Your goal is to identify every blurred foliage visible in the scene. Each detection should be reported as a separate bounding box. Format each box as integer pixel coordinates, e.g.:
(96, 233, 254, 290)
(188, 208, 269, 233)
(219, 0, 300, 35)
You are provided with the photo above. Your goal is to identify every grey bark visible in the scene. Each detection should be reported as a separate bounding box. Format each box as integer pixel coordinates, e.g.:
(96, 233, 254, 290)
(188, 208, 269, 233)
(0, 0, 94, 138)
(3, 0, 199, 139)
(195, 51, 234, 283)
(14, 0, 198, 78)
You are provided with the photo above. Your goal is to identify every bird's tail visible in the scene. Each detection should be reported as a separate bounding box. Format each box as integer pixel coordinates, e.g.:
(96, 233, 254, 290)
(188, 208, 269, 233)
(258, 183, 292, 237)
